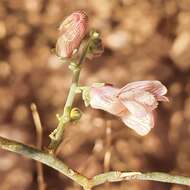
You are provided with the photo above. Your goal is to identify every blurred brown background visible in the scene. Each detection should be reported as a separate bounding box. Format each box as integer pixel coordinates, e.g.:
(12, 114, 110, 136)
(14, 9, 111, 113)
(0, 0, 190, 189)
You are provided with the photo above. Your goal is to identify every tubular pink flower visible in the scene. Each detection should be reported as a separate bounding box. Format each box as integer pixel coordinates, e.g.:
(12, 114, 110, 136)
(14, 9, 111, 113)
(56, 10, 88, 58)
(89, 81, 168, 136)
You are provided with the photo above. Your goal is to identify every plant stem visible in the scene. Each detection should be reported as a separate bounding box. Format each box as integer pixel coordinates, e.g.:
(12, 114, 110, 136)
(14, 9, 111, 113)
(91, 171, 190, 187)
(48, 67, 80, 153)
(0, 136, 90, 189)
(48, 36, 92, 153)
(1, 136, 190, 189)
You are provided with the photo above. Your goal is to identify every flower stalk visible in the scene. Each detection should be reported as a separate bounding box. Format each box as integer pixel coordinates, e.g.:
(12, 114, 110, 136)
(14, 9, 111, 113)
(48, 32, 95, 153)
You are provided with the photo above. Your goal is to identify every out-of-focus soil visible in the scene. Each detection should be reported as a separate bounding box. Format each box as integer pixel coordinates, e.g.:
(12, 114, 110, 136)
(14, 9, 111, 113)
(0, 0, 190, 190)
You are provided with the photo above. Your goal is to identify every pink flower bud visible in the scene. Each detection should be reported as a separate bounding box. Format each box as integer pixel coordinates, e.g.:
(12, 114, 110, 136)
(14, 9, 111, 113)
(90, 80, 168, 136)
(56, 10, 88, 58)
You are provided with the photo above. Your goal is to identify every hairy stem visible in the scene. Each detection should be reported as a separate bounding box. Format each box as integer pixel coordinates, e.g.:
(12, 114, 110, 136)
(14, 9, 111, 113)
(48, 67, 81, 153)
(1, 136, 190, 189)
(48, 35, 92, 153)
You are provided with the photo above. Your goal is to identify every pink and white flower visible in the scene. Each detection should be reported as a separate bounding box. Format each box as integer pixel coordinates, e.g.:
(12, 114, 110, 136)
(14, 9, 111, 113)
(90, 81, 168, 136)
(56, 10, 88, 58)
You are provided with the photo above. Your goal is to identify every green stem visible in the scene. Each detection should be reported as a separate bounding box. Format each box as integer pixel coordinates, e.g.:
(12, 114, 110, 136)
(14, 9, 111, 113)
(1, 136, 190, 189)
(0, 136, 90, 189)
(48, 35, 92, 153)
(91, 171, 190, 187)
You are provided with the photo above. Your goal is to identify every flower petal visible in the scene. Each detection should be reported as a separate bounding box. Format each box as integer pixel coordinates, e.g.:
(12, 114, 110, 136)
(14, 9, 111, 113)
(119, 89, 158, 115)
(157, 95, 169, 102)
(89, 85, 122, 115)
(120, 100, 148, 117)
(118, 80, 168, 101)
(89, 87, 112, 111)
(121, 112, 154, 136)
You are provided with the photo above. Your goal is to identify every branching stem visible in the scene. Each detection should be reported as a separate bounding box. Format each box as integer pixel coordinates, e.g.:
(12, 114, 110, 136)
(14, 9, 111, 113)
(0, 136, 190, 189)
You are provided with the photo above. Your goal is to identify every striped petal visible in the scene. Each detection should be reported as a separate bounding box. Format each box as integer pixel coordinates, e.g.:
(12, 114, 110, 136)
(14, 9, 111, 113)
(119, 90, 158, 115)
(121, 112, 154, 136)
(118, 80, 168, 102)
(89, 85, 121, 115)
(120, 100, 148, 117)
(56, 10, 88, 58)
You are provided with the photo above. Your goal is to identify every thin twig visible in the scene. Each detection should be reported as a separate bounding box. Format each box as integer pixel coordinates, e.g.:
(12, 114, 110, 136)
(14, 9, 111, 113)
(31, 103, 43, 148)
(103, 120, 112, 189)
(0, 136, 190, 189)
(104, 120, 112, 173)
(31, 103, 46, 190)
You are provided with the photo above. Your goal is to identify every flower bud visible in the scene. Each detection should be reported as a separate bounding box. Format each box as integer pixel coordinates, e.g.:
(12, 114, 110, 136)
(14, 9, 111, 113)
(86, 31, 104, 60)
(70, 108, 82, 121)
(56, 10, 88, 58)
